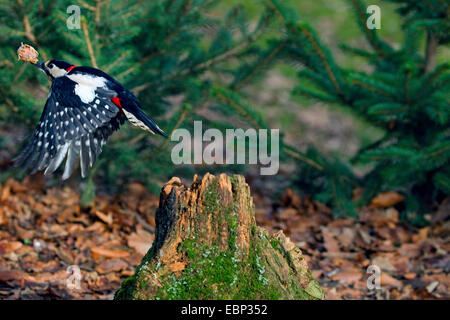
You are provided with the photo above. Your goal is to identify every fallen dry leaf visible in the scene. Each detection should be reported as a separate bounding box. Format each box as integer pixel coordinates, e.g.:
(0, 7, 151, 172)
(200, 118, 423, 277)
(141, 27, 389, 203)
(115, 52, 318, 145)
(370, 191, 405, 208)
(412, 227, 430, 242)
(0, 270, 25, 282)
(426, 281, 439, 293)
(278, 208, 298, 220)
(380, 273, 401, 287)
(1, 184, 10, 201)
(371, 256, 397, 273)
(95, 211, 113, 225)
(127, 182, 147, 196)
(91, 247, 130, 259)
(127, 232, 154, 256)
(322, 227, 340, 253)
(331, 268, 362, 284)
(0, 241, 23, 254)
(403, 272, 416, 280)
(96, 259, 128, 274)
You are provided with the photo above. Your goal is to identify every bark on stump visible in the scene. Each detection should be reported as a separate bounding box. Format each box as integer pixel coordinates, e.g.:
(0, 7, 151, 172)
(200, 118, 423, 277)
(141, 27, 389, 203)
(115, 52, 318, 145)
(115, 173, 324, 300)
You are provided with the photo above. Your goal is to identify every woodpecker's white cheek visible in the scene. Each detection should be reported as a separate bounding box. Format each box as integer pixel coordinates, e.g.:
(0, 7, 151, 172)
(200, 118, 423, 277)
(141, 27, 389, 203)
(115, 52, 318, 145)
(74, 84, 96, 103)
(49, 67, 67, 78)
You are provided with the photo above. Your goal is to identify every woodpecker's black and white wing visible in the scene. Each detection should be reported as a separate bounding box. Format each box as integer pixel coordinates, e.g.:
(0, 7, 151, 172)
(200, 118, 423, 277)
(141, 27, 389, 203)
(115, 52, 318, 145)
(15, 76, 125, 180)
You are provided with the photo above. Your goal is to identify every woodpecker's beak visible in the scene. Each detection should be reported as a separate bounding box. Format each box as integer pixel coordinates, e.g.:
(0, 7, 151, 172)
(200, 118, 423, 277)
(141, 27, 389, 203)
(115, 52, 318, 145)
(33, 61, 44, 70)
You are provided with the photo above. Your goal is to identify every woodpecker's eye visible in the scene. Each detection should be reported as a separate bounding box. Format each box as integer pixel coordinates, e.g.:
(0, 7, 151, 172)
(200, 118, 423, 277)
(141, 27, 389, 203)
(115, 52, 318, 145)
(48, 63, 54, 69)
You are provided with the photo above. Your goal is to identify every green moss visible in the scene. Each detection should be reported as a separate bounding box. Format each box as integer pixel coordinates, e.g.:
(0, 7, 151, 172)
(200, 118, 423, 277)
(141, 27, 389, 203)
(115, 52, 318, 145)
(203, 177, 220, 213)
(154, 234, 271, 299)
(226, 205, 238, 250)
(228, 175, 237, 186)
(269, 238, 282, 252)
(114, 274, 137, 300)
(269, 237, 297, 272)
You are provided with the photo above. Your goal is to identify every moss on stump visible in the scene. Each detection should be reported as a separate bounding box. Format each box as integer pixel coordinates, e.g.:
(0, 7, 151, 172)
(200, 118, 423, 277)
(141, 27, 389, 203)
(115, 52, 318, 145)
(115, 173, 324, 300)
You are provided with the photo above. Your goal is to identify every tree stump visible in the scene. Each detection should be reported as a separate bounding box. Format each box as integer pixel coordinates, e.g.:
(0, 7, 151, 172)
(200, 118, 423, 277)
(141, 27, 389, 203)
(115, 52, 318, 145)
(115, 173, 324, 300)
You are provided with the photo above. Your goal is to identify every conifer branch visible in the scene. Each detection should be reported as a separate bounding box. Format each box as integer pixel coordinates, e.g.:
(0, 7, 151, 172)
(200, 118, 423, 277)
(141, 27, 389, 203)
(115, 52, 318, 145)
(339, 44, 374, 58)
(293, 87, 338, 103)
(116, 50, 162, 80)
(125, 0, 146, 14)
(153, 107, 189, 156)
(181, 27, 266, 76)
(148, 103, 194, 162)
(417, 64, 449, 98)
(18, 0, 35, 43)
(422, 0, 438, 11)
(22, 14, 36, 43)
(0, 60, 13, 68)
(298, 25, 343, 96)
(78, 0, 96, 11)
(135, 19, 269, 92)
(350, 0, 386, 57)
(214, 91, 261, 130)
(434, 77, 450, 91)
(267, 0, 343, 97)
(265, 0, 287, 23)
(13, 64, 26, 83)
(103, 52, 127, 73)
(427, 64, 450, 84)
(283, 145, 324, 171)
(176, 0, 192, 25)
(424, 144, 450, 159)
(233, 41, 287, 89)
(81, 18, 98, 68)
(425, 32, 438, 73)
(95, 0, 101, 23)
(351, 79, 394, 98)
(166, 0, 176, 13)
(4, 97, 18, 113)
(18, 0, 48, 60)
(404, 71, 411, 102)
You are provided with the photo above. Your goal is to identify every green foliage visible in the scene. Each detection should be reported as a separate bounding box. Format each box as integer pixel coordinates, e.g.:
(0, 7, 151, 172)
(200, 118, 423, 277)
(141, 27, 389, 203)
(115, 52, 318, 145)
(269, 0, 450, 218)
(1, 0, 447, 221)
(388, 0, 450, 44)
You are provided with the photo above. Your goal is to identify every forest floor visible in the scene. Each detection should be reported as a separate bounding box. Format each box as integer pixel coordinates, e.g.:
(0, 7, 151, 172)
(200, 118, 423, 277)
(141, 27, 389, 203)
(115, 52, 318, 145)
(0, 176, 448, 300)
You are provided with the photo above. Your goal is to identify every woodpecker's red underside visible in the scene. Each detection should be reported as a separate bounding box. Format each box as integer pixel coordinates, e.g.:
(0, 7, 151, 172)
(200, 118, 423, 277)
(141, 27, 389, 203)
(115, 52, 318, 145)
(111, 96, 122, 108)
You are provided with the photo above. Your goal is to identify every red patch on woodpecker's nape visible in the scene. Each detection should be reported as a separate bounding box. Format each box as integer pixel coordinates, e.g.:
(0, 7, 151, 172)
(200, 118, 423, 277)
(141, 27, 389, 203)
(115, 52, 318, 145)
(66, 65, 77, 72)
(111, 96, 122, 108)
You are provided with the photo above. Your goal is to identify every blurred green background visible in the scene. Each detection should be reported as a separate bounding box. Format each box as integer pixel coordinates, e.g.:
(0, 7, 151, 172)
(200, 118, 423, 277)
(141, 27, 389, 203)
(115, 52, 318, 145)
(0, 0, 448, 222)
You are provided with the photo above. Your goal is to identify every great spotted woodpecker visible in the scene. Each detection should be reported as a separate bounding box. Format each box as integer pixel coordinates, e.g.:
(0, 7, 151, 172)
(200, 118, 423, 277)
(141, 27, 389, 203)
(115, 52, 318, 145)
(15, 59, 167, 180)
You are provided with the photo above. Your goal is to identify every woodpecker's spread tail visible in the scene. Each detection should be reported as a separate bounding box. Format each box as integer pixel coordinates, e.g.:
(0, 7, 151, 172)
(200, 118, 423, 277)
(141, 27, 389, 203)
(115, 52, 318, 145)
(121, 105, 167, 138)
(136, 108, 167, 138)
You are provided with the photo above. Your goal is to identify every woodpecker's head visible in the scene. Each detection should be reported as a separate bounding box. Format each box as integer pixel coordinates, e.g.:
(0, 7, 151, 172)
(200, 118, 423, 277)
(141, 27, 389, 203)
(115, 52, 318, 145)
(35, 60, 74, 80)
